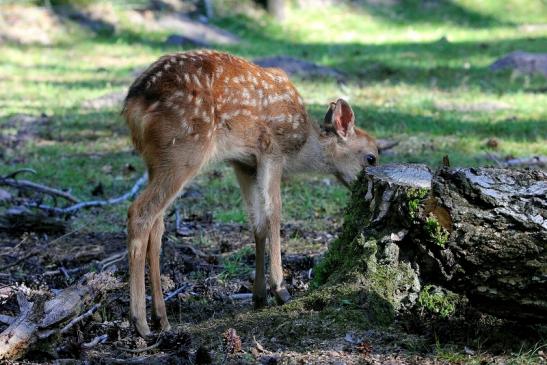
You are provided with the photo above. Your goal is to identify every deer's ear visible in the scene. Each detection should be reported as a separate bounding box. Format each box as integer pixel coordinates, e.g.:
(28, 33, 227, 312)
(323, 99, 355, 139)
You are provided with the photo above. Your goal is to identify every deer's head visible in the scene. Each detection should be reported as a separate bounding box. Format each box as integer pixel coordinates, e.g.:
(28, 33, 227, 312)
(322, 99, 378, 188)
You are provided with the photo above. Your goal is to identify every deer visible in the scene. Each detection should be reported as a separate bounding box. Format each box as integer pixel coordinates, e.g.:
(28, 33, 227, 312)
(122, 50, 378, 337)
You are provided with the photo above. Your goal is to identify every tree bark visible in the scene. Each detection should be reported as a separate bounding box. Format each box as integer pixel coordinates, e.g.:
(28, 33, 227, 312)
(316, 164, 546, 323)
(267, 0, 285, 21)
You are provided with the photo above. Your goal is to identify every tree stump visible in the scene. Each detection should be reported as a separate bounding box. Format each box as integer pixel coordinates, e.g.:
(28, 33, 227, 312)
(315, 164, 546, 323)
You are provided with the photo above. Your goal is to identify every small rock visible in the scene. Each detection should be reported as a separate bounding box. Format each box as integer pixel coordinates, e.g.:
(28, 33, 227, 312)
(0, 188, 12, 202)
(158, 14, 240, 45)
(165, 34, 210, 48)
(489, 51, 547, 76)
(253, 56, 345, 80)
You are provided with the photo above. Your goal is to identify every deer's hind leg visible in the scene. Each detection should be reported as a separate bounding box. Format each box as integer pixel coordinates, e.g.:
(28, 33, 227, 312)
(147, 214, 169, 331)
(128, 115, 214, 337)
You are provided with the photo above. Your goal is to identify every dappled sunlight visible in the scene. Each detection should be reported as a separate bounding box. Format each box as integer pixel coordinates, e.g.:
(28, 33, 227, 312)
(0, 1, 545, 363)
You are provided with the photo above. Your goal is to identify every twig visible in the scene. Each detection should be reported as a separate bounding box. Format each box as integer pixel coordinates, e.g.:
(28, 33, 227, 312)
(26, 173, 148, 215)
(164, 284, 190, 302)
(229, 293, 253, 300)
(100, 251, 127, 271)
(81, 334, 108, 349)
(43, 267, 82, 277)
(4, 168, 36, 179)
(60, 267, 71, 281)
(42, 250, 127, 278)
(60, 303, 100, 334)
(0, 177, 79, 203)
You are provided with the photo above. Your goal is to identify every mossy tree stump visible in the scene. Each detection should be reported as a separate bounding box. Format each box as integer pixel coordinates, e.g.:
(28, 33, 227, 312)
(315, 164, 546, 323)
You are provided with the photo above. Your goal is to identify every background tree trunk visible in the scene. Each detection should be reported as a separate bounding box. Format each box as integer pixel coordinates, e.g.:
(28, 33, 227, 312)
(315, 164, 546, 323)
(267, 0, 285, 21)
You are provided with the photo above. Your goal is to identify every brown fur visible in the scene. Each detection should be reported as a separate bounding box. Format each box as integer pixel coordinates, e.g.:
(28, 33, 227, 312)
(122, 50, 378, 336)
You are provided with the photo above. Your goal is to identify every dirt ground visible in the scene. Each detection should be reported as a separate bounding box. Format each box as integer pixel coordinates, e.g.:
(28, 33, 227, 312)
(1, 212, 544, 364)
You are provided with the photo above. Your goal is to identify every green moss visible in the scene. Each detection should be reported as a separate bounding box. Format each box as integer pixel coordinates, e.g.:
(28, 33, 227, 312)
(424, 215, 449, 247)
(313, 171, 375, 286)
(406, 188, 429, 219)
(418, 285, 459, 318)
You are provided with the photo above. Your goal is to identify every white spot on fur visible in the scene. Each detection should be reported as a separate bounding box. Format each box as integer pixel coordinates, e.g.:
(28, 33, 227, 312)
(215, 66, 223, 79)
(268, 114, 286, 123)
(192, 74, 202, 88)
(202, 111, 211, 123)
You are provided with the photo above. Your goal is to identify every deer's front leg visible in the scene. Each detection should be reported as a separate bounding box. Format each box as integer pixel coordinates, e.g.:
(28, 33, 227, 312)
(232, 163, 267, 308)
(258, 159, 291, 304)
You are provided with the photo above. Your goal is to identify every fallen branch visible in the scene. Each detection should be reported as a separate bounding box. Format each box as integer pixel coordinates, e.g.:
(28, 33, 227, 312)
(0, 172, 79, 203)
(81, 334, 108, 349)
(229, 293, 253, 301)
(26, 173, 148, 215)
(486, 154, 547, 168)
(505, 155, 547, 167)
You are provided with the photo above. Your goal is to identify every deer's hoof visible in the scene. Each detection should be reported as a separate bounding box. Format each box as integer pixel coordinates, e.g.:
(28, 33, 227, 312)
(274, 287, 291, 305)
(134, 320, 151, 338)
(152, 315, 172, 332)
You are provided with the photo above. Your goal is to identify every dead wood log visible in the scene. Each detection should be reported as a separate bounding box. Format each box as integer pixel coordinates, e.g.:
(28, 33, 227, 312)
(0, 272, 122, 361)
(316, 164, 546, 323)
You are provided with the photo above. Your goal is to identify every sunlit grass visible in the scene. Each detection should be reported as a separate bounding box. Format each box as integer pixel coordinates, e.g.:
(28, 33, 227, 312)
(0, 0, 545, 231)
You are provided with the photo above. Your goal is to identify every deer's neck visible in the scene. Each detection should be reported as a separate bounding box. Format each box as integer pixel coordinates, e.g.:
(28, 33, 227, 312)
(285, 123, 335, 175)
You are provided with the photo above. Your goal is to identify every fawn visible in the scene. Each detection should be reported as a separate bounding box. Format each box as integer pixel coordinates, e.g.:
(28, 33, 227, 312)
(122, 50, 378, 336)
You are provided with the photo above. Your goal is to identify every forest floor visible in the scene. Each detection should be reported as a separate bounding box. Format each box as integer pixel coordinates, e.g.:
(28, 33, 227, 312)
(1, 1, 546, 364)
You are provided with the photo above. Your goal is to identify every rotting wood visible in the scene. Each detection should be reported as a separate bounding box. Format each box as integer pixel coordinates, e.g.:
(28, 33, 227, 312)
(316, 164, 546, 323)
(0, 272, 122, 361)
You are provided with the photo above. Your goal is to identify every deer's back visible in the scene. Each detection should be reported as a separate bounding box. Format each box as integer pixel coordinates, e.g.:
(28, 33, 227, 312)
(123, 50, 311, 161)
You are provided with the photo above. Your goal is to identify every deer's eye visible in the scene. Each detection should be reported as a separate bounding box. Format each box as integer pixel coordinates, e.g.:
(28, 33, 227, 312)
(366, 154, 377, 165)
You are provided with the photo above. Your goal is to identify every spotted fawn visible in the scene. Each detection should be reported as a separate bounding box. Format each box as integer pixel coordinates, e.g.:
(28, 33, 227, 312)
(122, 50, 378, 336)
